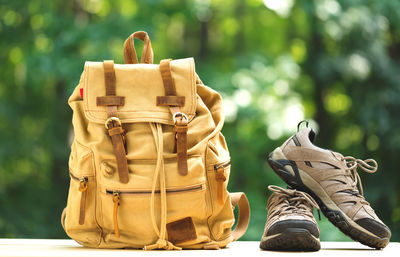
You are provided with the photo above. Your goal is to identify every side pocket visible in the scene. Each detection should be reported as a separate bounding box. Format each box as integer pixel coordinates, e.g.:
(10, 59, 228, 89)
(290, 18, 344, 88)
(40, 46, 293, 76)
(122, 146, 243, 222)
(63, 141, 101, 247)
(206, 134, 235, 241)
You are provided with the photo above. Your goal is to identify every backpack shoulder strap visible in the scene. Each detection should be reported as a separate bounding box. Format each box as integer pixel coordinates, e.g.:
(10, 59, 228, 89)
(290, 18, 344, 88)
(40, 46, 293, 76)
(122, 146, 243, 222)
(230, 192, 250, 241)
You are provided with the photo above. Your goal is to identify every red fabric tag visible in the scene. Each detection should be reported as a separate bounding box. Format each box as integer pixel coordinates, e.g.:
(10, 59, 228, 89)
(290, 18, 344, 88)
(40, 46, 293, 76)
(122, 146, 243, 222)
(80, 88, 83, 99)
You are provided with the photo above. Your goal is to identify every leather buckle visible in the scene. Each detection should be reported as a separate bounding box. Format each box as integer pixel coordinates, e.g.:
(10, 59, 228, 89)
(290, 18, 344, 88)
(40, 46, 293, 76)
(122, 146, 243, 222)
(105, 117, 126, 148)
(172, 112, 188, 124)
(105, 117, 122, 129)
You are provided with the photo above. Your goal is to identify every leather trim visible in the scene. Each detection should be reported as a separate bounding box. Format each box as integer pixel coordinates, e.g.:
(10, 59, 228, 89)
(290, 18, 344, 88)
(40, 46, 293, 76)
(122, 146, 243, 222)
(156, 96, 185, 107)
(167, 217, 197, 244)
(96, 96, 125, 106)
(230, 192, 250, 241)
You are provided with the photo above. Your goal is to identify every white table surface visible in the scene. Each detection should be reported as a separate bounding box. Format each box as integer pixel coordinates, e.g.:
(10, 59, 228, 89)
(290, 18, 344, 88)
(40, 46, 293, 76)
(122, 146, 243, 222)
(0, 239, 398, 257)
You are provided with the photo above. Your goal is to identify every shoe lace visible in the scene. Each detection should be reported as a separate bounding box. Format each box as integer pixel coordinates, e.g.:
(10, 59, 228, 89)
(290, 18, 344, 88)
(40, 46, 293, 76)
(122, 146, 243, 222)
(267, 185, 320, 220)
(341, 156, 378, 196)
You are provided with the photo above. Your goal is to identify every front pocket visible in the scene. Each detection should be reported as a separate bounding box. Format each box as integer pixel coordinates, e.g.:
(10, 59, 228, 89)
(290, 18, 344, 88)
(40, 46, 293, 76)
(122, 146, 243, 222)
(99, 183, 208, 247)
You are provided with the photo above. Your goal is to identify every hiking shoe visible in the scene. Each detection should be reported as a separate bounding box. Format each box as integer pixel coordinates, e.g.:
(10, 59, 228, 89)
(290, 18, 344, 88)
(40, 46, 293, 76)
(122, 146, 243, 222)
(267, 121, 391, 249)
(260, 185, 321, 251)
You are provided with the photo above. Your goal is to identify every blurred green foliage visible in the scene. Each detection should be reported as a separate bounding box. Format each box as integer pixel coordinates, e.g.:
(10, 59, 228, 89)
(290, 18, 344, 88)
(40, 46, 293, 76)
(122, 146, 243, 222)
(0, 0, 399, 242)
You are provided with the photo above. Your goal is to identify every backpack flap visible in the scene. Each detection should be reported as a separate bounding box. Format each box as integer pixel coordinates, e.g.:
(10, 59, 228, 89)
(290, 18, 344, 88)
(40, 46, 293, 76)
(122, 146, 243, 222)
(82, 58, 196, 125)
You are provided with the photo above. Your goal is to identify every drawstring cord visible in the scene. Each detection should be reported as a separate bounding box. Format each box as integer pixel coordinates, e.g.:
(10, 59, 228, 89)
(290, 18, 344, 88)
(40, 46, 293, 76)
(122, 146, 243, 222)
(144, 123, 181, 250)
(148, 123, 161, 237)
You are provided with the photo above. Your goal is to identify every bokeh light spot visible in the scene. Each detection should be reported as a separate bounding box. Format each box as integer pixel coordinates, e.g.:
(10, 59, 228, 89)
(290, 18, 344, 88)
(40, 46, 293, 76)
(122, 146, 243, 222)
(367, 134, 380, 151)
(9, 47, 23, 64)
(324, 92, 352, 115)
(263, 0, 294, 18)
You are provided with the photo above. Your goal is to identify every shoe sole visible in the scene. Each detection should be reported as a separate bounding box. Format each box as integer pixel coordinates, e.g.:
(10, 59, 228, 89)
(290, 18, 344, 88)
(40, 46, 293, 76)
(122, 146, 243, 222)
(260, 228, 320, 251)
(267, 147, 390, 249)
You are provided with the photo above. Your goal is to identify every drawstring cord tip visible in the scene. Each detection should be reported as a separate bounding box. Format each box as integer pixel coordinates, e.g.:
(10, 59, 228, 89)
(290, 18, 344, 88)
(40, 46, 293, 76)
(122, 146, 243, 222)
(143, 239, 182, 251)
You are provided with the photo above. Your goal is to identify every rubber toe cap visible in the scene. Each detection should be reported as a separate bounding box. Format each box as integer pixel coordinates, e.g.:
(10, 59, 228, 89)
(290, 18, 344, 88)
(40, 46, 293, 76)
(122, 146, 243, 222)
(266, 219, 320, 238)
(355, 218, 391, 239)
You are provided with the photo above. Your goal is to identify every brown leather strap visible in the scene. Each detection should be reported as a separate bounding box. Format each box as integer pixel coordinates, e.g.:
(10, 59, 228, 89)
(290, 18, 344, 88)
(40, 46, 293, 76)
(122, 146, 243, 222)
(79, 189, 87, 225)
(157, 61, 185, 105)
(108, 126, 129, 184)
(230, 192, 250, 241)
(102, 61, 129, 184)
(159, 59, 177, 95)
(123, 31, 153, 64)
(108, 126, 124, 136)
(104, 61, 116, 94)
(158, 59, 188, 176)
(156, 96, 185, 107)
(174, 118, 188, 175)
(103, 61, 119, 118)
(97, 96, 125, 106)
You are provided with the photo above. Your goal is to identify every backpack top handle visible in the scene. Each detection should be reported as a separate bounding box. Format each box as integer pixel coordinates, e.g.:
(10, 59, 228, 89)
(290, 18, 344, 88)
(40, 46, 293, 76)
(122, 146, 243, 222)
(123, 31, 154, 64)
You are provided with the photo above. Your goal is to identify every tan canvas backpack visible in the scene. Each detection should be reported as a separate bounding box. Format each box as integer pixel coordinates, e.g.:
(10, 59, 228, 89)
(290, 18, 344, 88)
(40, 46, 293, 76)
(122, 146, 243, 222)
(61, 31, 250, 250)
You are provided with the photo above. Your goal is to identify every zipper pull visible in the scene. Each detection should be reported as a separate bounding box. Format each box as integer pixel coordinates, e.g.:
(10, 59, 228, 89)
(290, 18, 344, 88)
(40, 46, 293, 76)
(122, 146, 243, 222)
(78, 177, 88, 225)
(113, 191, 121, 238)
(215, 167, 227, 205)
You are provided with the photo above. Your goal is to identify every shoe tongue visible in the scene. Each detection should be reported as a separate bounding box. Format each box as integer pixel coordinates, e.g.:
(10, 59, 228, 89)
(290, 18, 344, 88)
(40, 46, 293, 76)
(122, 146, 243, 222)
(330, 151, 346, 165)
(331, 151, 344, 159)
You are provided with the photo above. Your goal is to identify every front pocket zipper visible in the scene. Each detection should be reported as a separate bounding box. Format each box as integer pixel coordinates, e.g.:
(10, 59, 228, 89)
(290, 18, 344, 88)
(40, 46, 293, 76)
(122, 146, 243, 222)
(70, 172, 89, 225)
(112, 191, 121, 238)
(214, 160, 230, 205)
(106, 184, 204, 238)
